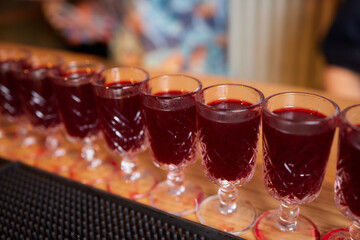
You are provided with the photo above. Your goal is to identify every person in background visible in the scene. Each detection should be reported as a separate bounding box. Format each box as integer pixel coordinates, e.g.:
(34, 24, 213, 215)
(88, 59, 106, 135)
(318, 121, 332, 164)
(322, 0, 360, 100)
(43, 0, 228, 75)
(42, 0, 116, 57)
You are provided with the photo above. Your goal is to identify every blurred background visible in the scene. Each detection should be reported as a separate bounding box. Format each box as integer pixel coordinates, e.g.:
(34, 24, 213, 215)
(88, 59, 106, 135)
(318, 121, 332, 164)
(0, 0, 349, 91)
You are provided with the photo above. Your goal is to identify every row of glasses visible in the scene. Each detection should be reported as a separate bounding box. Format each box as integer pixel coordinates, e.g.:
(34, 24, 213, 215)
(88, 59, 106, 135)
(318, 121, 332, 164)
(0, 49, 195, 203)
(195, 88, 351, 240)
(193, 86, 340, 238)
(9, 54, 155, 195)
(1, 48, 357, 239)
(53, 63, 360, 239)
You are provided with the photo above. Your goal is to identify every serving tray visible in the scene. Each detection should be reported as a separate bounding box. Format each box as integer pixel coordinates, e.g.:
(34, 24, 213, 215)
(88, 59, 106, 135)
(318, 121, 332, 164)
(0, 159, 244, 240)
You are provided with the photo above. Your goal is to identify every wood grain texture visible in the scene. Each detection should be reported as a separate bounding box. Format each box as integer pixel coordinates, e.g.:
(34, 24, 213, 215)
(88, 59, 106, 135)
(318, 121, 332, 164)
(1, 42, 358, 239)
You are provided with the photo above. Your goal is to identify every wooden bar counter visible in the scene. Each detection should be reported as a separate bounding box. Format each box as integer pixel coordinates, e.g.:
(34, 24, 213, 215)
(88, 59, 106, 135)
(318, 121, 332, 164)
(1, 42, 358, 239)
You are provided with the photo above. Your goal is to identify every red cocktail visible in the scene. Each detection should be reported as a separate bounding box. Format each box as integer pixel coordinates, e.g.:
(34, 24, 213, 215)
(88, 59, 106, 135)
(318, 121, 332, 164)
(196, 84, 263, 234)
(255, 92, 339, 240)
(141, 74, 203, 215)
(51, 60, 114, 185)
(142, 90, 197, 166)
(198, 99, 260, 182)
(91, 67, 156, 199)
(54, 72, 99, 139)
(14, 61, 61, 129)
(0, 49, 30, 118)
(262, 108, 335, 202)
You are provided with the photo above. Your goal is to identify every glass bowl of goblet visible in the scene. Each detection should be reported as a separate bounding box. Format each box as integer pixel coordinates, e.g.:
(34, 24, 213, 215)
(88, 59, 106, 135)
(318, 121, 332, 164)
(141, 74, 204, 216)
(255, 92, 339, 240)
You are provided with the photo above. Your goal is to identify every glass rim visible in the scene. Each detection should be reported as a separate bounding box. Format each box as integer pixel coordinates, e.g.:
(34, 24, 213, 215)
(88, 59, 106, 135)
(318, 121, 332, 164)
(49, 59, 104, 84)
(29, 52, 64, 68)
(63, 59, 104, 78)
(12, 54, 64, 74)
(340, 104, 360, 132)
(0, 48, 31, 61)
(195, 83, 264, 112)
(263, 91, 340, 123)
(90, 66, 149, 90)
(140, 74, 202, 99)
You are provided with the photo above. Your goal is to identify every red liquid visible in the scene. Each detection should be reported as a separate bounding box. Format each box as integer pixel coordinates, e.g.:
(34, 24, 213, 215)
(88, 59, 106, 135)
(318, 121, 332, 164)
(262, 108, 335, 202)
(0, 60, 27, 117)
(142, 91, 197, 165)
(14, 66, 60, 129)
(336, 124, 360, 217)
(96, 81, 145, 154)
(197, 100, 261, 182)
(52, 71, 99, 139)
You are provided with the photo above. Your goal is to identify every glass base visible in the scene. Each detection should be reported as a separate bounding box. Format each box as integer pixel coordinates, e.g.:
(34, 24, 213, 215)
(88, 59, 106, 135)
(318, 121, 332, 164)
(0, 135, 16, 160)
(107, 170, 157, 200)
(254, 210, 320, 240)
(56, 169, 70, 178)
(36, 147, 79, 173)
(10, 136, 44, 166)
(322, 229, 350, 240)
(0, 121, 18, 159)
(70, 158, 115, 185)
(150, 181, 204, 216)
(196, 195, 256, 234)
(92, 181, 108, 191)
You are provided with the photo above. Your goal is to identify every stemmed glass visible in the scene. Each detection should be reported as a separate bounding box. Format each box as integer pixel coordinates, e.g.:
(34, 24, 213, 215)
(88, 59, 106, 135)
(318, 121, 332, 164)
(0, 48, 25, 158)
(322, 104, 360, 240)
(91, 67, 157, 199)
(196, 84, 263, 234)
(0, 48, 41, 164)
(50, 60, 115, 185)
(255, 92, 339, 240)
(141, 74, 203, 215)
(12, 52, 79, 174)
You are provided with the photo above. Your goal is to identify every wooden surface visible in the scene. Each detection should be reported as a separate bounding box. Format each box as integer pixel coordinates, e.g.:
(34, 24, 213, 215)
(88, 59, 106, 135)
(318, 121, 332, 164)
(1, 42, 359, 239)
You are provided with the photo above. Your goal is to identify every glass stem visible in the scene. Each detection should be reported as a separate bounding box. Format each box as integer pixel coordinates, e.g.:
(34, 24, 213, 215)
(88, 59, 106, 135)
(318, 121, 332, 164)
(121, 156, 140, 181)
(45, 128, 67, 157)
(16, 117, 29, 137)
(218, 184, 238, 214)
(350, 220, 360, 240)
(45, 130, 59, 150)
(81, 137, 98, 164)
(277, 203, 299, 231)
(17, 118, 37, 146)
(166, 168, 185, 195)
